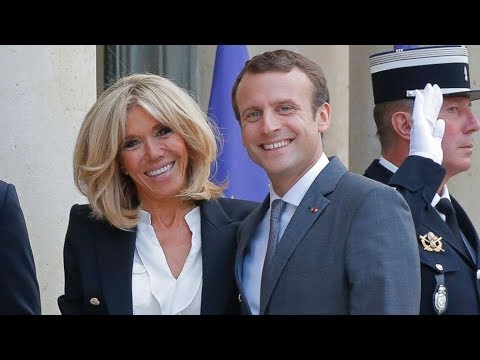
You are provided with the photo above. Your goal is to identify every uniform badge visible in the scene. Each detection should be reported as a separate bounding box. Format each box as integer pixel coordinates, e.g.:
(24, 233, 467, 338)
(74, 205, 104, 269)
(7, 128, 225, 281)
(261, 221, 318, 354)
(434, 284, 448, 315)
(420, 232, 445, 252)
(90, 297, 100, 306)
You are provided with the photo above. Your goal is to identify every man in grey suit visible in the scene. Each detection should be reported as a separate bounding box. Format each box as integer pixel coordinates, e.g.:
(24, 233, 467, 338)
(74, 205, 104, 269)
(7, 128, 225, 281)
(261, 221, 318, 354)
(231, 49, 421, 314)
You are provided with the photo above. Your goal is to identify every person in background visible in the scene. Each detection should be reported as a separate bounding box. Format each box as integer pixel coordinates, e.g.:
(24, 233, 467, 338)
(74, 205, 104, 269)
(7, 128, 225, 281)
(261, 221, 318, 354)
(0, 179, 41, 314)
(58, 73, 257, 315)
(365, 45, 480, 314)
(231, 49, 421, 315)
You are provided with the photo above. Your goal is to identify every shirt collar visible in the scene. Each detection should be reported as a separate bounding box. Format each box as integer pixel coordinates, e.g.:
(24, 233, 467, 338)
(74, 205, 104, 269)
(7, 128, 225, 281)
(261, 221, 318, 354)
(270, 152, 329, 207)
(432, 185, 450, 207)
(379, 156, 399, 173)
(137, 206, 200, 229)
(138, 208, 152, 225)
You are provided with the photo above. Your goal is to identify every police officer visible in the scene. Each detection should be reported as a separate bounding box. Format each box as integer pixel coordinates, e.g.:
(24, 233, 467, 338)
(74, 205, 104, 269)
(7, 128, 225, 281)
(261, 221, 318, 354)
(364, 45, 480, 315)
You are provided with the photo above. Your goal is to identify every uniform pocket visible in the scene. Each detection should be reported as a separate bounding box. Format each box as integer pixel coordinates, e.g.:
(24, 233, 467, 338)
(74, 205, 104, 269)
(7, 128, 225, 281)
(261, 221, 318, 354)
(419, 251, 460, 274)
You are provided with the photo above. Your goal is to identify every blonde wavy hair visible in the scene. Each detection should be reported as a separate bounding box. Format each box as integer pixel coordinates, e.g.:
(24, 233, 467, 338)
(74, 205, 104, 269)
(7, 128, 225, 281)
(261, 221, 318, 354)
(74, 73, 225, 230)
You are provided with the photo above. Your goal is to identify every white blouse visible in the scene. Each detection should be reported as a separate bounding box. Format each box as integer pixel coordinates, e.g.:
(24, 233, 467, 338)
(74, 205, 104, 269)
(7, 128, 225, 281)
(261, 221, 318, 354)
(132, 207, 202, 315)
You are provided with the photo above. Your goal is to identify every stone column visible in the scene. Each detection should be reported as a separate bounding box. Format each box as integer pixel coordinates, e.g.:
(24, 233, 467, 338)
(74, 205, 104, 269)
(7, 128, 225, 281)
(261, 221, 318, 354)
(348, 45, 390, 175)
(0, 45, 96, 314)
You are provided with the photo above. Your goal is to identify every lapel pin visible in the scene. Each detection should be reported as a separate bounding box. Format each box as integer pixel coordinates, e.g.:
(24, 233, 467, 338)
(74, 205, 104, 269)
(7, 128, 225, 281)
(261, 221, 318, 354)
(419, 232, 445, 252)
(310, 207, 318, 213)
(90, 297, 100, 306)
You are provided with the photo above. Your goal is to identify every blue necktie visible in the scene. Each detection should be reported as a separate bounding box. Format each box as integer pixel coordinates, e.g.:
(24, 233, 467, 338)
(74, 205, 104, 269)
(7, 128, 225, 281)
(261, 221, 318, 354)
(261, 199, 286, 287)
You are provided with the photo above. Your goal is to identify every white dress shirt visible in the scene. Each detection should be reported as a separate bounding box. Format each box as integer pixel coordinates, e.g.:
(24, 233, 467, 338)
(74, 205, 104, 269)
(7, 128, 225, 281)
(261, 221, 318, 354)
(132, 207, 202, 315)
(242, 152, 330, 315)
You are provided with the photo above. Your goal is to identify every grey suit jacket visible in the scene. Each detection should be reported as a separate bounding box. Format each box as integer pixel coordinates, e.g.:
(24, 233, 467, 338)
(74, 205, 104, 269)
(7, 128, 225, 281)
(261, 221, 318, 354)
(235, 156, 421, 314)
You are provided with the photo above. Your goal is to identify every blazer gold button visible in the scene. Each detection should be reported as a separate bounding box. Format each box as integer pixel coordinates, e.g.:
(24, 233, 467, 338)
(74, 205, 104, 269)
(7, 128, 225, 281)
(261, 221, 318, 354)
(90, 297, 100, 306)
(477, 269, 480, 280)
(435, 264, 443, 271)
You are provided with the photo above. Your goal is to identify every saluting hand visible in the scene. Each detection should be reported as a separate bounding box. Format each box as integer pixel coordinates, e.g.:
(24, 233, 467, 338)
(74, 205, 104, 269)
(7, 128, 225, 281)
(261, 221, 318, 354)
(409, 83, 445, 165)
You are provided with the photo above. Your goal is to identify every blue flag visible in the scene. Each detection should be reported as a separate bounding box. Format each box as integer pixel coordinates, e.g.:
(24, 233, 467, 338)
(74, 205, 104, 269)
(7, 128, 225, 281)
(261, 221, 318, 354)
(208, 45, 270, 202)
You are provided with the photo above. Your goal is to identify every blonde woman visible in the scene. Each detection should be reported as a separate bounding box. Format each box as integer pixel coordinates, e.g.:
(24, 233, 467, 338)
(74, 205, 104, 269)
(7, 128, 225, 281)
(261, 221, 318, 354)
(58, 74, 257, 315)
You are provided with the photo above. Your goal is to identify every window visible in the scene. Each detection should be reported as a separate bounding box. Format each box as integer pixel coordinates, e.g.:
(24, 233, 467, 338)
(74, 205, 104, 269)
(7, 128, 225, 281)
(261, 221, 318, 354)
(100, 45, 197, 95)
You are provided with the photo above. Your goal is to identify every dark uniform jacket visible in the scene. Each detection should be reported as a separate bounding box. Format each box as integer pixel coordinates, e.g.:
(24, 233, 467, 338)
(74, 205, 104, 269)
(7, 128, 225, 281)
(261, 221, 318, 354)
(365, 156, 480, 315)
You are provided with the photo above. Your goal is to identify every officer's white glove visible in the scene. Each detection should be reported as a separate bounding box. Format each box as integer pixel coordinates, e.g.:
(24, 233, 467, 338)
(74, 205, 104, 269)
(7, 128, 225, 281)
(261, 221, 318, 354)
(409, 83, 445, 165)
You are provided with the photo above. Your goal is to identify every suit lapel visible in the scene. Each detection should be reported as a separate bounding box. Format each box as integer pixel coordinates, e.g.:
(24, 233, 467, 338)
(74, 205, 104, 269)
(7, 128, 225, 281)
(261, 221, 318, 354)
(259, 157, 348, 314)
(452, 196, 479, 265)
(94, 223, 136, 314)
(235, 197, 269, 283)
(423, 206, 475, 267)
(235, 196, 269, 314)
(199, 199, 240, 314)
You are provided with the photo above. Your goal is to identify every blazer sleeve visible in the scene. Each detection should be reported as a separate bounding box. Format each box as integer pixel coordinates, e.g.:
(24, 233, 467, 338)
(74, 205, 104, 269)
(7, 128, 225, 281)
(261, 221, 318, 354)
(345, 185, 421, 314)
(57, 204, 85, 315)
(0, 184, 41, 314)
(388, 155, 446, 227)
